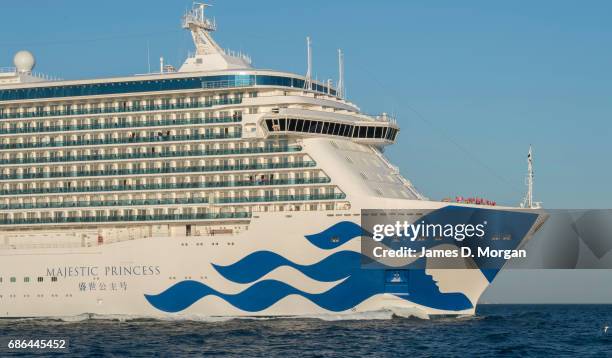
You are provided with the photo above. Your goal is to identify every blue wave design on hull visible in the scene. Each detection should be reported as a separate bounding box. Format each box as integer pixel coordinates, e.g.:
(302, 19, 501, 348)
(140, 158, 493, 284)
(145, 206, 537, 313)
(145, 269, 472, 313)
(146, 251, 473, 313)
(144, 270, 384, 313)
(213, 250, 359, 284)
(304, 221, 363, 249)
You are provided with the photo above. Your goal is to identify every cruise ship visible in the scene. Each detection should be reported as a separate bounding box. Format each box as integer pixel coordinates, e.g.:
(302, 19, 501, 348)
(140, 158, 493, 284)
(0, 4, 545, 319)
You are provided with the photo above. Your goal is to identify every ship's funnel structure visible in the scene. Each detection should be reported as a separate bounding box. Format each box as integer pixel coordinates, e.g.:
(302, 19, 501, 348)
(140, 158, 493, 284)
(179, 3, 252, 72)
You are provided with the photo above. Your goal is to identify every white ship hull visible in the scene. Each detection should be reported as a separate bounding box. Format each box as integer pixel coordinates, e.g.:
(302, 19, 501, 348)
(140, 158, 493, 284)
(0, 204, 540, 319)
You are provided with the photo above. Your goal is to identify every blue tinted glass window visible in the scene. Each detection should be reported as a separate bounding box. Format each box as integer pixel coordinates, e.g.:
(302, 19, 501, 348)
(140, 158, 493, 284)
(1, 73, 335, 102)
(255, 75, 291, 87)
(292, 78, 305, 89)
(375, 126, 382, 138)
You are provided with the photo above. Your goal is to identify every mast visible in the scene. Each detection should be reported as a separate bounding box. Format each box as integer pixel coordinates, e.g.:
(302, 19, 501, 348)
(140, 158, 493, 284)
(304, 36, 312, 90)
(521, 145, 541, 208)
(337, 49, 344, 98)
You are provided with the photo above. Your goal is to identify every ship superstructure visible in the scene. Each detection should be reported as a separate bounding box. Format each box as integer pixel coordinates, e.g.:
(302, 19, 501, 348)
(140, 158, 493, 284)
(0, 4, 408, 235)
(0, 4, 542, 319)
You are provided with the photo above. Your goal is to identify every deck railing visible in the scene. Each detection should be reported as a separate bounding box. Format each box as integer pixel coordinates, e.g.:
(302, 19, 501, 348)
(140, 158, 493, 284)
(0, 145, 301, 165)
(0, 194, 347, 225)
(1, 160, 314, 182)
(0, 98, 242, 120)
(0, 178, 330, 210)
(0, 115, 241, 135)
(0, 131, 242, 150)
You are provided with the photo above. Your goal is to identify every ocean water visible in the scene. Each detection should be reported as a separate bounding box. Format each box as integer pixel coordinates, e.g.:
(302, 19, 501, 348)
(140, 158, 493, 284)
(1, 305, 611, 357)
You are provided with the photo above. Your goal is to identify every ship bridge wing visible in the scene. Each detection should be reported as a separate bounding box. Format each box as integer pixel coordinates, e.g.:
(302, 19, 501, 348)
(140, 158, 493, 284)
(261, 108, 399, 146)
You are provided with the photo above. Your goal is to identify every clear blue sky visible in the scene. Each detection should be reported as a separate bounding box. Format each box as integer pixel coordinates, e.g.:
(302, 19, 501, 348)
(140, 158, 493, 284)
(1, 0, 611, 302)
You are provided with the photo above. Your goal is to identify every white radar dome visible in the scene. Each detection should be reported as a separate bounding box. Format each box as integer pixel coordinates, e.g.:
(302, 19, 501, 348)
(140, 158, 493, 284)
(13, 50, 36, 73)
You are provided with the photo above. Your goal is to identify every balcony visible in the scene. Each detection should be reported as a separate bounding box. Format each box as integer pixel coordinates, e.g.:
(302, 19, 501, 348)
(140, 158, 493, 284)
(0, 115, 242, 135)
(0, 145, 301, 165)
(0, 160, 315, 182)
(0, 212, 252, 225)
(0, 98, 242, 120)
(1, 176, 329, 197)
(0, 131, 242, 150)
(0, 194, 347, 225)
(0, 192, 344, 210)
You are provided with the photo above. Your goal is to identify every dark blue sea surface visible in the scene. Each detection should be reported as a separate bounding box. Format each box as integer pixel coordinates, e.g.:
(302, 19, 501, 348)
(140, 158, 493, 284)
(1, 305, 611, 357)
